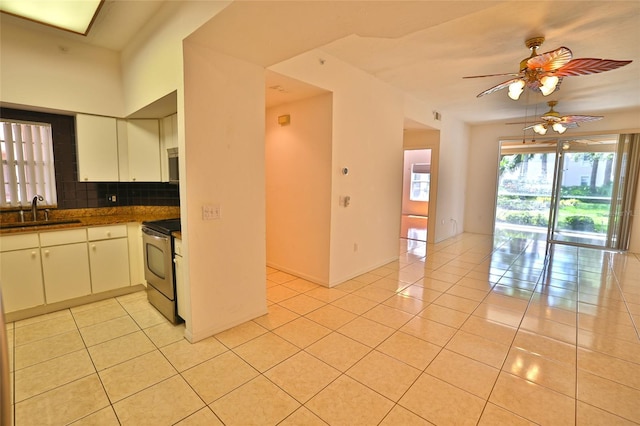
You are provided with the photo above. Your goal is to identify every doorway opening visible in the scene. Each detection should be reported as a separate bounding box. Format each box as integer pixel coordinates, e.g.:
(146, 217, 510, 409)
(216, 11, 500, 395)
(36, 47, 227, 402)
(401, 149, 431, 241)
(495, 134, 640, 250)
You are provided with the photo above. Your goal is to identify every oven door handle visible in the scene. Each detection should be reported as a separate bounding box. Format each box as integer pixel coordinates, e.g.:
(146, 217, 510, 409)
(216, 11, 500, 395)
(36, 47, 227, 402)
(142, 227, 170, 241)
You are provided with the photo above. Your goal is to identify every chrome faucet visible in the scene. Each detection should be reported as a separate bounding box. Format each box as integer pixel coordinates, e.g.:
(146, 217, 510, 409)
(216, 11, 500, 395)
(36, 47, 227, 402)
(31, 195, 44, 222)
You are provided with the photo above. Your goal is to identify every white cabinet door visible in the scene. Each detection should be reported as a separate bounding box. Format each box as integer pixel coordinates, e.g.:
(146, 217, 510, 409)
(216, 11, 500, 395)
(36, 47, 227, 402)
(120, 119, 161, 182)
(174, 253, 189, 321)
(41, 243, 91, 304)
(127, 223, 144, 286)
(0, 249, 44, 312)
(76, 114, 119, 182)
(89, 238, 130, 293)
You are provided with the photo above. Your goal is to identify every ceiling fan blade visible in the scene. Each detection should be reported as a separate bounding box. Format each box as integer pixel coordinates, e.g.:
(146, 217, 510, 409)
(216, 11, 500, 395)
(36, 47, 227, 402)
(541, 115, 562, 123)
(505, 121, 543, 125)
(552, 58, 633, 77)
(526, 47, 572, 71)
(522, 124, 540, 131)
(463, 72, 521, 79)
(560, 115, 604, 124)
(476, 78, 523, 97)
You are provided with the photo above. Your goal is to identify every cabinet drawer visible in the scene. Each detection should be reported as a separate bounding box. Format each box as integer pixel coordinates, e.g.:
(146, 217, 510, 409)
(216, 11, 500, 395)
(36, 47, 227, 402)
(0, 233, 40, 252)
(174, 238, 183, 256)
(39, 228, 87, 247)
(88, 224, 127, 241)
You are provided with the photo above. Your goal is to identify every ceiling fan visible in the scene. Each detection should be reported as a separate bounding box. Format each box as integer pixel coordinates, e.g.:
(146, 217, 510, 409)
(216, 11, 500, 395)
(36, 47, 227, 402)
(464, 37, 632, 100)
(509, 100, 603, 135)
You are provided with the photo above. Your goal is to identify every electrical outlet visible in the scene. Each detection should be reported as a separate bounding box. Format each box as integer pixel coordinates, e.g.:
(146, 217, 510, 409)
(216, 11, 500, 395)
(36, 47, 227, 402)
(107, 194, 116, 203)
(202, 204, 221, 220)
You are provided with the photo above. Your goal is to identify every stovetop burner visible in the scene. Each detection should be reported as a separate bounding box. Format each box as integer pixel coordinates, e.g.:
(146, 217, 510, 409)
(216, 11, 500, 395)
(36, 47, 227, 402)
(142, 218, 181, 235)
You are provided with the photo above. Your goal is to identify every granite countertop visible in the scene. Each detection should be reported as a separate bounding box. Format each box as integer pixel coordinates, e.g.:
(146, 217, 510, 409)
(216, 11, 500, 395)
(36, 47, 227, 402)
(0, 206, 180, 235)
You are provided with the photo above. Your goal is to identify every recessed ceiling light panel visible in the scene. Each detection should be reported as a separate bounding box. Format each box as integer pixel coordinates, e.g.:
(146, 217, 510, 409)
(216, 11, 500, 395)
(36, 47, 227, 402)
(1, 0, 103, 35)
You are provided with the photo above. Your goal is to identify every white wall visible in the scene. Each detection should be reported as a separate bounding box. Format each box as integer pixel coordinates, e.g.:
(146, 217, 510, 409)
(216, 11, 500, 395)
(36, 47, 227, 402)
(0, 21, 124, 116)
(270, 51, 405, 286)
(266, 94, 333, 285)
(433, 117, 470, 242)
(182, 41, 267, 342)
(466, 108, 640, 248)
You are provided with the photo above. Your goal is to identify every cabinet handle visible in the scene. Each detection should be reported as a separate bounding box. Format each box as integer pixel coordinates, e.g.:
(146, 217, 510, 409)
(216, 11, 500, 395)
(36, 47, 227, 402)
(44, 250, 50, 256)
(173, 259, 177, 264)
(132, 177, 136, 181)
(107, 232, 112, 237)
(92, 244, 97, 250)
(84, 177, 88, 181)
(31, 251, 37, 257)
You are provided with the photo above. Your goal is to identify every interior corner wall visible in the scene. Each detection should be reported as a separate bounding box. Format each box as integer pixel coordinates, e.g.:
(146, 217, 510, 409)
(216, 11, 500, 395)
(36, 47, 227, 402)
(265, 94, 333, 285)
(120, 1, 231, 116)
(270, 51, 405, 286)
(0, 22, 124, 116)
(182, 41, 266, 342)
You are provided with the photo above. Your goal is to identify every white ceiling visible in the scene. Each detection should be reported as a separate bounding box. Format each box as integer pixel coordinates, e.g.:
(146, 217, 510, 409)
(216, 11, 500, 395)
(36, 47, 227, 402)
(3, 1, 639, 127)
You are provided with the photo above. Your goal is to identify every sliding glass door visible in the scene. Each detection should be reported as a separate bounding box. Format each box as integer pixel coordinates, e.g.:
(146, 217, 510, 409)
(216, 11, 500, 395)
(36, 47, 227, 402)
(547, 136, 618, 248)
(495, 140, 557, 236)
(497, 134, 640, 251)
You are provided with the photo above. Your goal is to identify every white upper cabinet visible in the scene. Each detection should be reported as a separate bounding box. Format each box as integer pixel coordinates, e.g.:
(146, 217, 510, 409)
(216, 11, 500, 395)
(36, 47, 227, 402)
(76, 114, 119, 182)
(118, 119, 162, 182)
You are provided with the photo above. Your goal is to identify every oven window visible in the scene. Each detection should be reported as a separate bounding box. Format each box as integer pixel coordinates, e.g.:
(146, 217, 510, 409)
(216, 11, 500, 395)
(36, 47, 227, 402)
(146, 243, 166, 279)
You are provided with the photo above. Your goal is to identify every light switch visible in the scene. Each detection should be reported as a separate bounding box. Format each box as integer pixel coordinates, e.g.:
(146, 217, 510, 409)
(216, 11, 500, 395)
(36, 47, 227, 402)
(202, 204, 221, 220)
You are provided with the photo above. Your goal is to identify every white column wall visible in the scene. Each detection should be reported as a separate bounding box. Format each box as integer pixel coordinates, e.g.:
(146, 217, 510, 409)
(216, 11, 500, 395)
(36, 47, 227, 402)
(433, 117, 470, 242)
(182, 42, 267, 342)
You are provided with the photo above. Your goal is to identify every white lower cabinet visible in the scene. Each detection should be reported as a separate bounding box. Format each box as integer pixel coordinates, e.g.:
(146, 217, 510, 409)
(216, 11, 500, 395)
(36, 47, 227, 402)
(0, 233, 45, 313)
(88, 225, 130, 293)
(41, 242, 91, 304)
(1, 223, 139, 313)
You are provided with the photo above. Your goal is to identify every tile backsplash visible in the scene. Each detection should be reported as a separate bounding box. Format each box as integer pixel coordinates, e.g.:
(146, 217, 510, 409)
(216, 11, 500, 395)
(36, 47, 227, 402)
(1, 107, 180, 209)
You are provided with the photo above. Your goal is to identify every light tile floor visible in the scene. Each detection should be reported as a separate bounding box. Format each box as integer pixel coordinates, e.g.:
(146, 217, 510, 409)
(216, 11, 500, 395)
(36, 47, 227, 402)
(5, 231, 640, 425)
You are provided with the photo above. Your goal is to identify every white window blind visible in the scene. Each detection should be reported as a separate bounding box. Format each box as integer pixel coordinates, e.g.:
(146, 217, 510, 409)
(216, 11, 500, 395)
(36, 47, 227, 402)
(0, 120, 57, 207)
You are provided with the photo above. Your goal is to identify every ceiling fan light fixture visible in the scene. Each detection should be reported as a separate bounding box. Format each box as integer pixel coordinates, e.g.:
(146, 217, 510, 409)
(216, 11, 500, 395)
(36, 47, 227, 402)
(533, 123, 548, 135)
(553, 123, 567, 134)
(508, 80, 525, 100)
(539, 76, 559, 96)
(467, 36, 632, 100)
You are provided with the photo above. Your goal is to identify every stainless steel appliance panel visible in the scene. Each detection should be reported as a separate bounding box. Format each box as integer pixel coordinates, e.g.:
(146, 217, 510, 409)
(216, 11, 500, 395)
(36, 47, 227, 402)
(142, 227, 174, 300)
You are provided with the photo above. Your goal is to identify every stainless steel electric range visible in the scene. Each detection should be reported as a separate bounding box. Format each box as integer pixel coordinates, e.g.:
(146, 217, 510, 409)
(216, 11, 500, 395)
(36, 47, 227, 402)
(141, 218, 182, 324)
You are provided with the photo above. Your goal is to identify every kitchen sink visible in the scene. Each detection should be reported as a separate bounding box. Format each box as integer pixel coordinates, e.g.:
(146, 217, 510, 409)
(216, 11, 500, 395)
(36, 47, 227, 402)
(0, 219, 82, 229)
